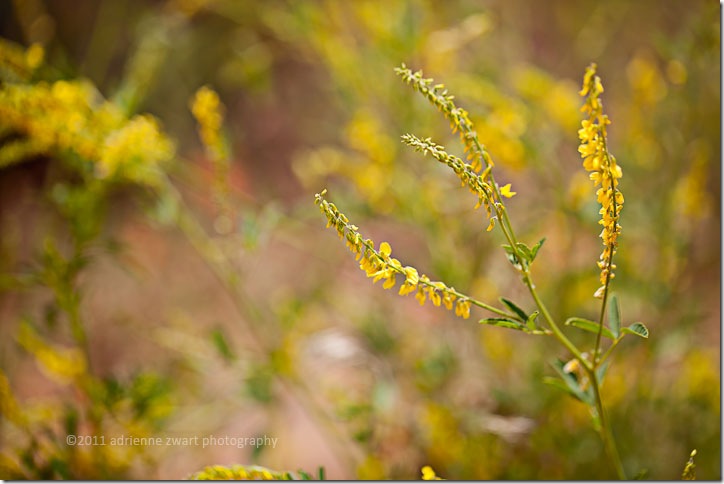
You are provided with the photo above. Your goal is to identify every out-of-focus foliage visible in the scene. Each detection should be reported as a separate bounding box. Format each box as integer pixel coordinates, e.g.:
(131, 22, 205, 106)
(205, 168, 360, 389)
(0, 0, 719, 480)
(189, 464, 320, 480)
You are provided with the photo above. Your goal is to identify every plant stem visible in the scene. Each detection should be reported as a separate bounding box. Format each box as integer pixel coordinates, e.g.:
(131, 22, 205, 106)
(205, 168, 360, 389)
(588, 368, 626, 479)
(496, 201, 625, 478)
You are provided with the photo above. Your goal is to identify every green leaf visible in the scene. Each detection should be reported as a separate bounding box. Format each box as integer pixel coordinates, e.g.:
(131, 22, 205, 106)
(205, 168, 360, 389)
(530, 237, 546, 262)
(526, 310, 540, 331)
(499, 297, 528, 322)
(608, 293, 621, 338)
(564, 317, 615, 339)
(622, 322, 649, 338)
(548, 360, 593, 405)
(479, 318, 526, 331)
(515, 242, 532, 262)
(210, 327, 235, 361)
(543, 376, 573, 394)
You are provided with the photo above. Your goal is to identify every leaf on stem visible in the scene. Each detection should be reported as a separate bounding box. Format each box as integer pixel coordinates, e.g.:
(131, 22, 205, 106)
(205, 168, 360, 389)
(499, 297, 528, 322)
(479, 317, 526, 331)
(622, 322, 649, 338)
(546, 359, 593, 405)
(530, 237, 546, 262)
(564, 317, 615, 340)
(608, 293, 621, 338)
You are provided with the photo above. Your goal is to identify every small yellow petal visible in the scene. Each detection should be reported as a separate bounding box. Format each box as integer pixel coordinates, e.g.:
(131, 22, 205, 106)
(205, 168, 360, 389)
(379, 242, 392, 257)
(499, 183, 516, 198)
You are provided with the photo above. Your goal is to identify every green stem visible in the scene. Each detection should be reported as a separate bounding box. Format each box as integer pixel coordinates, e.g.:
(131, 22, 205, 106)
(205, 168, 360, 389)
(598, 337, 623, 365)
(495, 200, 625, 478)
(588, 367, 626, 479)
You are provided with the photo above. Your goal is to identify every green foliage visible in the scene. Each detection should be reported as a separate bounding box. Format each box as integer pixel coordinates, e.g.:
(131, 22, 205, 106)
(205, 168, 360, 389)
(0, 0, 719, 481)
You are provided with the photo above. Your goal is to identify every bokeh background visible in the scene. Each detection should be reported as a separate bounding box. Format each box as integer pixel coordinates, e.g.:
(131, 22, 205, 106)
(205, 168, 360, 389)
(0, 0, 720, 480)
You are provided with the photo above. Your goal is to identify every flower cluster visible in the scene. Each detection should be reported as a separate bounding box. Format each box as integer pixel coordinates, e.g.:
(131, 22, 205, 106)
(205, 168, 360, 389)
(315, 190, 472, 319)
(0, 47, 175, 188)
(578, 63, 623, 298)
(190, 85, 232, 229)
(421, 465, 444, 480)
(190, 85, 228, 163)
(0, 39, 44, 82)
(395, 64, 491, 173)
(402, 134, 515, 231)
(189, 464, 303, 480)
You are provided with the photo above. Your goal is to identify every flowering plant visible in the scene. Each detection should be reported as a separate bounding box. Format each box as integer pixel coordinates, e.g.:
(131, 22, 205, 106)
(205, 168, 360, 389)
(315, 63, 651, 479)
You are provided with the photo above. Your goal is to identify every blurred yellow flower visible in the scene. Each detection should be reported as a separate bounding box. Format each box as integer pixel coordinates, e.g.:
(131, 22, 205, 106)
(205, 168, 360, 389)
(422, 465, 444, 480)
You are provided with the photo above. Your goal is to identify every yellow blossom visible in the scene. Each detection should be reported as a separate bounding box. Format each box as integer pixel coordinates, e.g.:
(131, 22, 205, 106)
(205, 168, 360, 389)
(396, 64, 490, 173)
(0, 77, 175, 187)
(421, 465, 444, 480)
(499, 183, 516, 198)
(578, 64, 623, 297)
(315, 190, 478, 320)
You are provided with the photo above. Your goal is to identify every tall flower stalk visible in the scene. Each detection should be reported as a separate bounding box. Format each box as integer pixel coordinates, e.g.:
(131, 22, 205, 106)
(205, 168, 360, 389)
(315, 63, 649, 479)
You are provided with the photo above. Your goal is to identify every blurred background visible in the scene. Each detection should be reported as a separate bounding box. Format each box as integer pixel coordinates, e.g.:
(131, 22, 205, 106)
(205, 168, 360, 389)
(0, 0, 720, 479)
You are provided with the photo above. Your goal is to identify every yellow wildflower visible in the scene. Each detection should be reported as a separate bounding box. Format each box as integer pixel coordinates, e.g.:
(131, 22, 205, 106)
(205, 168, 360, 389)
(499, 183, 517, 198)
(396, 64, 490, 173)
(190, 85, 228, 162)
(402, 134, 496, 228)
(578, 64, 623, 298)
(0, 78, 175, 187)
(421, 465, 444, 480)
(315, 190, 474, 319)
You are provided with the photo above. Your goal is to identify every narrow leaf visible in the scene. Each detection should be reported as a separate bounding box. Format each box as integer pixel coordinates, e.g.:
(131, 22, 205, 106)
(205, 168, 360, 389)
(479, 318, 526, 331)
(499, 297, 528, 322)
(530, 237, 546, 261)
(622, 322, 649, 338)
(549, 360, 593, 405)
(543, 376, 575, 395)
(210, 327, 235, 361)
(564, 317, 615, 340)
(515, 242, 532, 262)
(608, 293, 621, 338)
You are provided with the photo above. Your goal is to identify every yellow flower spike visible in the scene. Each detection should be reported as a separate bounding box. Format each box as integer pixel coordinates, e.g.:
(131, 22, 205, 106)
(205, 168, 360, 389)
(315, 190, 491, 320)
(396, 64, 491, 174)
(499, 183, 517, 198)
(578, 63, 623, 297)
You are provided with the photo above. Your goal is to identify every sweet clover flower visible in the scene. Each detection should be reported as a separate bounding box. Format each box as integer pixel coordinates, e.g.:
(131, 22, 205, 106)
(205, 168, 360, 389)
(0, 54, 175, 188)
(578, 63, 623, 298)
(396, 64, 491, 173)
(315, 189, 476, 319)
